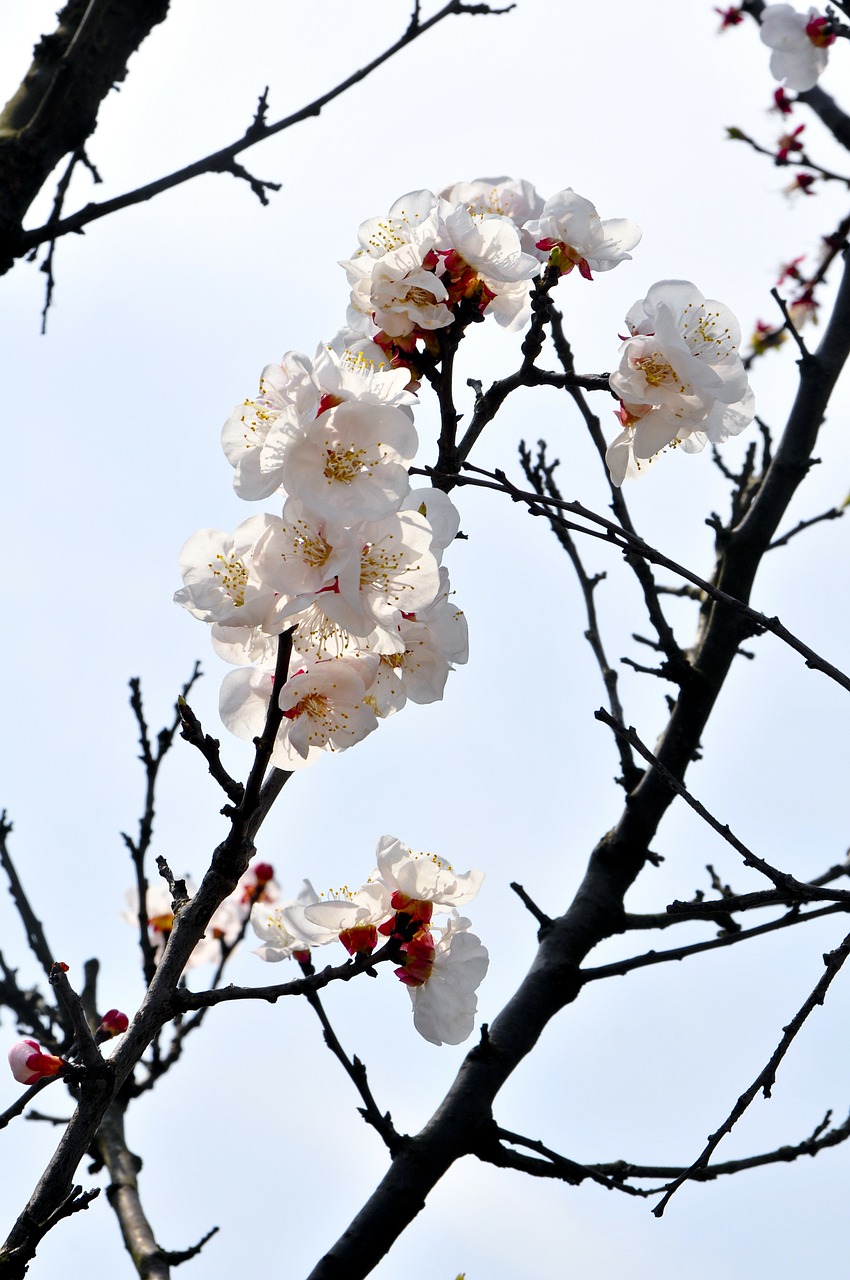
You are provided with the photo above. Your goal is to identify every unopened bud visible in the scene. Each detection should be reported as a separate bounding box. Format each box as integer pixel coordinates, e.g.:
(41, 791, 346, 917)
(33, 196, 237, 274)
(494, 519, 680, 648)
(95, 1009, 129, 1043)
(8, 1038, 66, 1086)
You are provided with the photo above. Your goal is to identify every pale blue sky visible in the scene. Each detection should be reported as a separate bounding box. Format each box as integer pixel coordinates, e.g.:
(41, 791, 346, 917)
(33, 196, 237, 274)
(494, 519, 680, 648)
(2, 4, 849, 1277)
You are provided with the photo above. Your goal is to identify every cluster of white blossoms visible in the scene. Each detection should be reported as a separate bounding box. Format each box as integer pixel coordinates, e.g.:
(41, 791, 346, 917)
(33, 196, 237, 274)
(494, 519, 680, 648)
(250, 835, 488, 1046)
(176, 338, 469, 767)
(760, 4, 836, 91)
(342, 181, 641, 346)
(176, 178, 649, 763)
(123, 861, 280, 970)
(605, 281, 755, 486)
(165, 181, 754, 1049)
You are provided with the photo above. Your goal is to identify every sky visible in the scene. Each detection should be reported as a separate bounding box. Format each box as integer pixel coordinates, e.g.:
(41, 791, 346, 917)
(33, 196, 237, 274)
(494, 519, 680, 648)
(2, 2, 850, 1277)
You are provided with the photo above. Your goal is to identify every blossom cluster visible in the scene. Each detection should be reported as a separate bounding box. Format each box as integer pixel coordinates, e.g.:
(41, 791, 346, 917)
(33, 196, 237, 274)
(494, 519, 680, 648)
(250, 835, 488, 1046)
(605, 281, 754, 485)
(177, 340, 468, 766)
(176, 178, 647, 759)
(123, 859, 280, 970)
(342, 181, 641, 358)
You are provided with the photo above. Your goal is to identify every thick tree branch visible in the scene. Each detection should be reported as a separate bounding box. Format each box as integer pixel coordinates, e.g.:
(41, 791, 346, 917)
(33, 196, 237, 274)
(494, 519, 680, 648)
(0, 0, 170, 272)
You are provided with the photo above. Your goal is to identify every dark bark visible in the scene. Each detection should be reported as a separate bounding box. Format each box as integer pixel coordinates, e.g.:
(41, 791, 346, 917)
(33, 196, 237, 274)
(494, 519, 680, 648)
(305, 254, 850, 1279)
(0, 0, 170, 272)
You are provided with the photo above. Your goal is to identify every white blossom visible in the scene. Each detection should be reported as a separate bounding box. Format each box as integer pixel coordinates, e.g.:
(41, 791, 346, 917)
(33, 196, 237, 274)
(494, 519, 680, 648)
(760, 5, 834, 91)
(375, 835, 484, 913)
(221, 353, 318, 500)
(406, 914, 489, 1046)
(523, 189, 641, 278)
(279, 400, 418, 523)
(440, 176, 545, 228)
(606, 280, 754, 483)
(174, 517, 275, 629)
(251, 881, 319, 961)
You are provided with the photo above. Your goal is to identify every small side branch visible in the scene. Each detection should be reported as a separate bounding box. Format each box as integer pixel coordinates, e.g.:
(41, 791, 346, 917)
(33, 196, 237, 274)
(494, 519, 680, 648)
(297, 956, 402, 1153)
(768, 504, 844, 550)
(594, 709, 834, 902)
(177, 698, 244, 805)
(475, 1125, 645, 1196)
(582, 903, 847, 982)
(519, 440, 644, 791)
(122, 665, 202, 984)
(425, 467, 850, 695)
(0, 1185, 100, 1279)
(0, 812, 58, 987)
(15, 2, 515, 260)
(653, 927, 850, 1216)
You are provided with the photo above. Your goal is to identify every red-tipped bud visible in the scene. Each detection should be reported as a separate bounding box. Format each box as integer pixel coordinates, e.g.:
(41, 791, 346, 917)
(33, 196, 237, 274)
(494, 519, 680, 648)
(96, 1009, 129, 1043)
(805, 15, 836, 47)
(394, 928, 436, 987)
(773, 88, 794, 115)
(8, 1038, 66, 1085)
(714, 6, 744, 30)
(339, 925, 378, 956)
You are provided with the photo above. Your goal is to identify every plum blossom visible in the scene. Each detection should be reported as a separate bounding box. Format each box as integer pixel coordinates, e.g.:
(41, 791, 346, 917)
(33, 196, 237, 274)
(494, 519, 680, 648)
(606, 281, 754, 484)
(523, 189, 641, 279)
(440, 176, 544, 228)
(179, 193, 471, 767)
(343, 191, 451, 337)
(404, 914, 489, 1046)
(760, 5, 835, 91)
(312, 337, 418, 410)
(219, 656, 380, 768)
(279, 400, 418, 523)
(174, 516, 275, 629)
(8, 1038, 66, 1085)
(251, 881, 320, 961)
(283, 881, 393, 955)
(374, 835, 484, 919)
(221, 352, 318, 500)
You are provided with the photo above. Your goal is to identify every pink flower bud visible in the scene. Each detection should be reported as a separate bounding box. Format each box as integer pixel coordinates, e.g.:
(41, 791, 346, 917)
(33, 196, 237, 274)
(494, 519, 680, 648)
(97, 1009, 129, 1040)
(8, 1038, 65, 1085)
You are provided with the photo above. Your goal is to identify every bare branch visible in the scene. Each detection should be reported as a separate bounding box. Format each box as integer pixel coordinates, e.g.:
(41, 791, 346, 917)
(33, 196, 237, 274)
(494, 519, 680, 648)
(519, 440, 644, 791)
(653, 927, 850, 1215)
(768, 503, 845, 549)
(0, 812, 59, 989)
(10, 2, 515, 265)
(422, 464, 850, 695)
(296, 955, 402, 1153)
(582, 903, 848, 982)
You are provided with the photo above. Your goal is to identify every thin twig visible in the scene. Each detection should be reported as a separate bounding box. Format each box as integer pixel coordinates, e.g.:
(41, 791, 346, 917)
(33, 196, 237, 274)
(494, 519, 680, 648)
(0, 812, 58, 987)
(297, 956, 402, 1152)
(16, 2, 515, 258)
(519, 440, 644, 790)
(422, 465, 850, 695)
(653, 927, 850, 1215)
(581, 903, 847, 982)
(595, 709, 847, 903)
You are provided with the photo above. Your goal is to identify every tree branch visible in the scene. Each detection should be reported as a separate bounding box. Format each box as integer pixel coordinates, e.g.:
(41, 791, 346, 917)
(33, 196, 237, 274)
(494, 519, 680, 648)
(653, 927, 850, 1215)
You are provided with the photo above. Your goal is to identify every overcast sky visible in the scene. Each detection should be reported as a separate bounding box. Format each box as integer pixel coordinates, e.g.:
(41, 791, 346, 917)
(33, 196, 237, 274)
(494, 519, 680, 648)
(2, 3, 850, 1277)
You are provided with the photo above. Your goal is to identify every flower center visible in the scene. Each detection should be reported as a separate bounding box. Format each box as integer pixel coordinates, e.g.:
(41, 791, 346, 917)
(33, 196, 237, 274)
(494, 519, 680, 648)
(323, 443, 374, 485)
(209, 553, 249, 606)
(634, 351, 683, 390)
